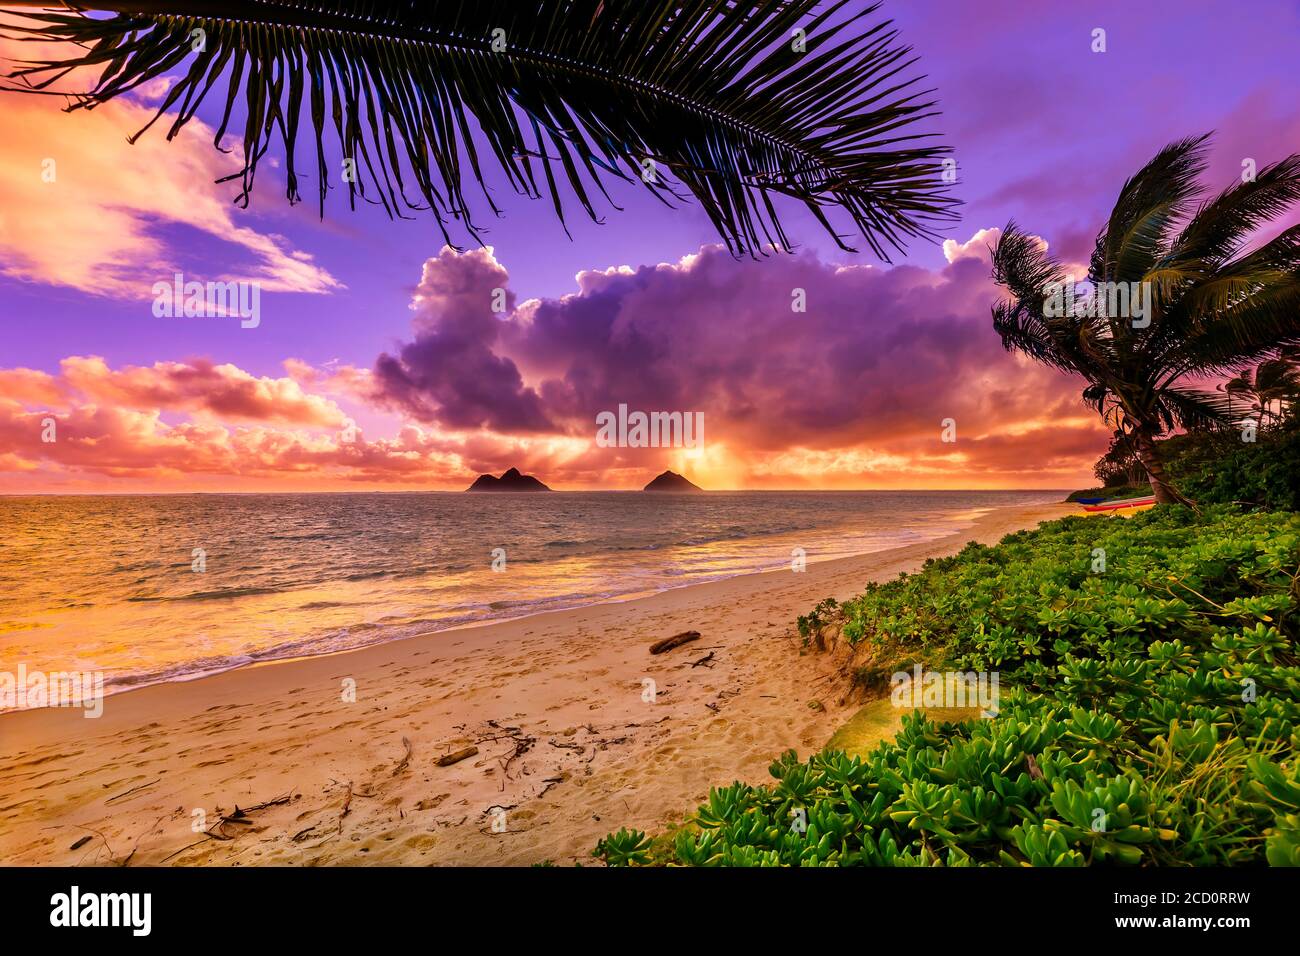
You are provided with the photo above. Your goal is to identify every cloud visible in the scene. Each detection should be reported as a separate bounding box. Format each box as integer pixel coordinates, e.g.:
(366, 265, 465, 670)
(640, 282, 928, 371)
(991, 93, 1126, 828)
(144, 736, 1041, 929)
(0, 353, 581, 491)
(942, 227, 1004, 264)
(58, 356, 348, 427)
(0, 234, 1111, 491)
(283, 358, 375, 402)
(0, 367, 65, 406)
(368, 234, 1109, 487)
(0, 359, 472, 490)
(0, 36, 339, 300)
(373, 247, 553, 432)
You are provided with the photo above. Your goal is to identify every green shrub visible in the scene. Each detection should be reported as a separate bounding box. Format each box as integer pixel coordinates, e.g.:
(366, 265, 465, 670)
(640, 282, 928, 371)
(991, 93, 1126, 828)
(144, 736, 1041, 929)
(596, 507, 1300, 866)
(593, 828, 653, 866)
(796, 597, 840, 644)
(1163, 419, 1300, 511)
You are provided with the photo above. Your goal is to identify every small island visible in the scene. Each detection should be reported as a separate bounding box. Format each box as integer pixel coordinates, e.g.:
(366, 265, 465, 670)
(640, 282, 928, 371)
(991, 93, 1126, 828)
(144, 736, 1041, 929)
(465, 467, 552, 492)
(643, 470, 703, 492)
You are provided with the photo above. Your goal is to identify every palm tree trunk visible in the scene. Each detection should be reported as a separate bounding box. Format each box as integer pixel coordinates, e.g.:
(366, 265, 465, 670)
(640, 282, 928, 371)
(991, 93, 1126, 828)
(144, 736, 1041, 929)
(1132, 430, 1179, 505)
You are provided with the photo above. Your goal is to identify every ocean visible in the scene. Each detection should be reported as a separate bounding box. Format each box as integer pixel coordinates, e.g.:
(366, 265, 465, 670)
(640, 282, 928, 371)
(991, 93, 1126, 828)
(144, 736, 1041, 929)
(0, 490, 1063, 707)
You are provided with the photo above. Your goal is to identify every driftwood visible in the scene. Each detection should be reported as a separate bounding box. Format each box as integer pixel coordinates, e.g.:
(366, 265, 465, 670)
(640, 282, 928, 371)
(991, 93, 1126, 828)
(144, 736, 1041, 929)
(436, 745, 479, 767)
(649, 630, 701, 654)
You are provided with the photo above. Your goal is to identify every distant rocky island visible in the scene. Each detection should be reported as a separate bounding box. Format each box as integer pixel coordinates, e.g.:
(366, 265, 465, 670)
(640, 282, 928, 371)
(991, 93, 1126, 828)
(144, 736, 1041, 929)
(465, 467, 551, 492)
(643, 470, 703, 492)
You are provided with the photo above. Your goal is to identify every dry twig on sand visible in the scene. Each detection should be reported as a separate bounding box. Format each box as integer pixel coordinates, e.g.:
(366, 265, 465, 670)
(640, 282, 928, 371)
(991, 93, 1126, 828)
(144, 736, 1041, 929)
(71, 815, 168, 866)
(104, 779, 160, 805)
(392, 736, 414, 776)
(68, 823, 115, 864)
(338, 782, 353, 833)
(498, 734, 537, 790)
(536, 776, 565, 798)
(118, 815, 167, 867)
(205, 792, 295, 841)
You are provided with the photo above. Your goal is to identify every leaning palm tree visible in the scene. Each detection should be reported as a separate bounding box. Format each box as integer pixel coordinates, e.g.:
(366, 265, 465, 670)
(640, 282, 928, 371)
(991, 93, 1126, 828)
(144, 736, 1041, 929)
(991, 135, 1300, 504)
(1216, 371, 1254, 423)
(1220, 351, 1300, 428)
(1249, 351, 1300, 426)
(0, 0, 957, 259)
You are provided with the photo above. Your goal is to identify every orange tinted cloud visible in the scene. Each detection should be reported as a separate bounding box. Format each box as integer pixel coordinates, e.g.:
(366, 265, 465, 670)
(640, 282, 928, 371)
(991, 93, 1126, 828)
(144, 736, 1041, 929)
(0, 355, 545, 491)
(59, 356, 347, 427)
(0, 36, 338, 299)
(0, 367, 65, 406)
(0, 395, 464, 491)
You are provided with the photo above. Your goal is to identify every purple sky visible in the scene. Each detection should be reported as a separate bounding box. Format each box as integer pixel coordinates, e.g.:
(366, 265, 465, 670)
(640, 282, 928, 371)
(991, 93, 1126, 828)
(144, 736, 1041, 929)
(6, 0, 1296, 368)
(1, 0, 1297, 490)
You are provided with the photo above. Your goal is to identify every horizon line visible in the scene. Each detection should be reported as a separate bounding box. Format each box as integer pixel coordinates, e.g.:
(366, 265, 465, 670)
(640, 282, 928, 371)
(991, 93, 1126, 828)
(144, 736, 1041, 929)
(0, 487, 1076, 497)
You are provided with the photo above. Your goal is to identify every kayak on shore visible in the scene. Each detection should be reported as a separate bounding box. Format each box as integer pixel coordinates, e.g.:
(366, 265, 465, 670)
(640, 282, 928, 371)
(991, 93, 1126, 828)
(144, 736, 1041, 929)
(1081, 495, 1157, 512)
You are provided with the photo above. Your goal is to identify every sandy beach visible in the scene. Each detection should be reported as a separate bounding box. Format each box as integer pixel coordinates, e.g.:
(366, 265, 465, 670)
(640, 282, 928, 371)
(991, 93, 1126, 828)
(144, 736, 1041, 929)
(0, 501, 1070, 867)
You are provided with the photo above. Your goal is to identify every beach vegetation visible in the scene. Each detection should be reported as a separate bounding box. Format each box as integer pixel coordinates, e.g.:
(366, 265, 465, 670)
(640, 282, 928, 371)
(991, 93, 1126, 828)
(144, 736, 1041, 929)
(593, 828, 653, 866)
(598, 506, 1300, 865)
(1092, 432, 1148, 488)
(1161, 400, 1300, 512)
(796, 597, 840, 645)
(1073, 406, 1300, 511)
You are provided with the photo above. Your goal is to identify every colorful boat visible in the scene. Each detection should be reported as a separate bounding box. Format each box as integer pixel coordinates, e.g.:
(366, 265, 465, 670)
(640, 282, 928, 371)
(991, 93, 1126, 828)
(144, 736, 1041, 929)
(1081, 495, 1156, 512)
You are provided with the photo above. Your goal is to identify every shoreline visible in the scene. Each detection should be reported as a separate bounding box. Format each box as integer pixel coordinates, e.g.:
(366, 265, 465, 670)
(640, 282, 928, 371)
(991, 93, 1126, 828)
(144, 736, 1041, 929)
(0, 501, 1072, 866)
(5, 495, 1062, 706)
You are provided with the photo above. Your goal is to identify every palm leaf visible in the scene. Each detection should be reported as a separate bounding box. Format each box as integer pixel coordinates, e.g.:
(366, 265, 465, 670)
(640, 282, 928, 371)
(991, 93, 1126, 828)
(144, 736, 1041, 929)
(1254, 356, 1300, 400)
(1170, 270, 1300, 375)
(1155, 384, 1233, 432)
(1089, 134, 1208, 284)
(0, 0, 958, 258)
(989, 223, 1072, 370)
(990, 221, 1122, 381)
(1167, 153, 1300, 269)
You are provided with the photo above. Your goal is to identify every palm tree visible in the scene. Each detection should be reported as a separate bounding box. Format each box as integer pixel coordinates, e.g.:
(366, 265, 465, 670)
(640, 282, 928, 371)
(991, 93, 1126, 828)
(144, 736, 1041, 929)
(1216, 371, 1253, 423)
(990, 135, 1300, 504)
(0, 0, 957, 259)
(1251, 351, 1300, 426)
(1219, 351, 1300, 428)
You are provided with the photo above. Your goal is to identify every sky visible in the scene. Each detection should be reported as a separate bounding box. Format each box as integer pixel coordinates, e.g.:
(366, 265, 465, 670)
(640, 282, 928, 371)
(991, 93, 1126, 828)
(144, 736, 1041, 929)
(1, 0, 1297, 492)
